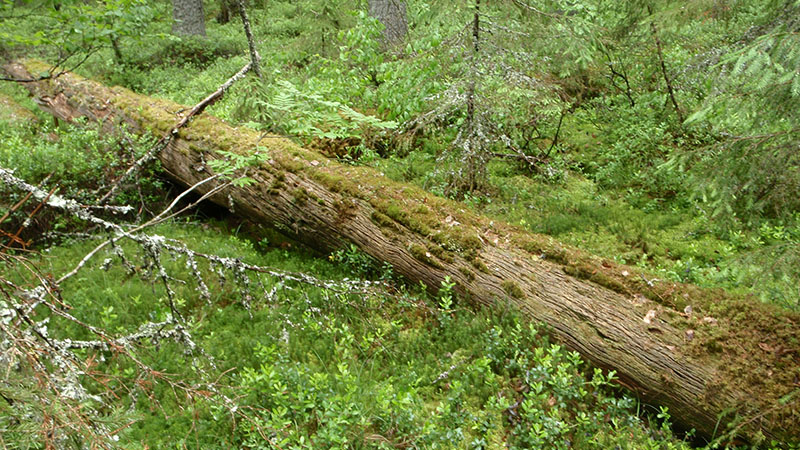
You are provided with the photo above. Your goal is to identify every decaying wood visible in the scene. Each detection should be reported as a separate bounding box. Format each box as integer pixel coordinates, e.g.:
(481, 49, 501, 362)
(6, 61, 799, 444)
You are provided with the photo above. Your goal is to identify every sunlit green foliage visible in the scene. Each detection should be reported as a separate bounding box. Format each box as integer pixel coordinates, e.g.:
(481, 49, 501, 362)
(3, 225, 688, 449)
(0, 0, 154, 67)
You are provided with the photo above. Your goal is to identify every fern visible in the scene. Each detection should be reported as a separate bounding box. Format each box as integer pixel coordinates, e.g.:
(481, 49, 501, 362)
(258, 79, 396, 141)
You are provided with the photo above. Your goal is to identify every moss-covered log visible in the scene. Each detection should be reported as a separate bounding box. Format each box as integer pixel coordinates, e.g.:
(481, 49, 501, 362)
(6, 61, 800, 444)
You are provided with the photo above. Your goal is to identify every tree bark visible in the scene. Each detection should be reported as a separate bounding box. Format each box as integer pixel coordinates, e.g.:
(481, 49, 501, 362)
(172, 0, 206, 37)
(5, 61, 800, 445)
(368, 0, 408, 48)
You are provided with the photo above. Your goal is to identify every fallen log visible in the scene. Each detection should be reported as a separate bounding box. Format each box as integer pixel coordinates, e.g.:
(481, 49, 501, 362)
(6, 61, 800, 444)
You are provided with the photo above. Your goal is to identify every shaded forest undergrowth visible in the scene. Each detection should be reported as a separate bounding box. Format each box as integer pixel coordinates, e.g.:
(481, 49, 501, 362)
(0, 67, 791, 450)
(0, 86, 699, 449)
(2, 0, 799, 447)
(37, 0, 796, 312)
(0, 112, 694, 449)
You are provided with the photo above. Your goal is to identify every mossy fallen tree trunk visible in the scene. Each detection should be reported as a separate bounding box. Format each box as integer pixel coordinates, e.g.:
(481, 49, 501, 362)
(6, 61, 800, 444)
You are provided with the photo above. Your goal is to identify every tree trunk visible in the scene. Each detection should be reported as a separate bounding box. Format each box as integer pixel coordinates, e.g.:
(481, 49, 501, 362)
(217, 0, 239, 24)
(368, 0, 408, 48)
(172, 0, 206, 37)
(5, 61, 800, 445)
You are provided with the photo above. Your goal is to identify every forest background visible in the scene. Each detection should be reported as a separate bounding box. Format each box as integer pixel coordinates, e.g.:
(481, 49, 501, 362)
(0, 0, 799, 448)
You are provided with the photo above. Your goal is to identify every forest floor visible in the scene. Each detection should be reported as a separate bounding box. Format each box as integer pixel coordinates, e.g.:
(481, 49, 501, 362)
(1, 3, 798, 448)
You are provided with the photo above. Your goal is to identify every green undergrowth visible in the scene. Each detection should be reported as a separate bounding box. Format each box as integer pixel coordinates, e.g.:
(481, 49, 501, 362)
(12, 62, 800, 443)
(4, 220, 694, 449)
(76, 3, 800, 313)
(66, 29, 799, 312)
(5, 0, 799, 314)
(4, 2, 799, 444)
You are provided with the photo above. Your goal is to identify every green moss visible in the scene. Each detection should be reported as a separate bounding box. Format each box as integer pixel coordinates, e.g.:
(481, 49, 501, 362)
(472, 257, 490, 274)
(409, 243, 444, 269)
(308, 168, 365, 199)
(427, 244, 455, 263)
(0, 93, 38, 124)
(501, 280, 525, 299)
(276, 155, 306, 173)
(413, 204, 430, 215)
(311, 170, 350, 194)
(459, 266, 476, 282)
(430, 229, 484, 259)
(267, 180, 284, 195)
(371, 211, 397, 230)
(516, 235, 569, 265)
(292, 188, 309, 206)
(379, 201, 433, 236)
(562, 263, 629, 296)
(383, 202, 405, 221)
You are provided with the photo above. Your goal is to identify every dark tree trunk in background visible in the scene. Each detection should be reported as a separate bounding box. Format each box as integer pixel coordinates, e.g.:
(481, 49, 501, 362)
(172, 0, 206, 37)
(647, 6, 683, 123)
(217, 0, 244, 24)
(217, 0, 233, 24)
(368, 0, 408, 48)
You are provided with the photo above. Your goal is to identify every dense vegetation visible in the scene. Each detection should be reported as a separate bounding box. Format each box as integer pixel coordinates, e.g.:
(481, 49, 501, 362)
(1, 0, 798, 448)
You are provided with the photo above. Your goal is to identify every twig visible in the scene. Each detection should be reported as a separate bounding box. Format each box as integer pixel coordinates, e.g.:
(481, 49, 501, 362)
(97, 62, 253, 204)
(236, 0, 262, 78)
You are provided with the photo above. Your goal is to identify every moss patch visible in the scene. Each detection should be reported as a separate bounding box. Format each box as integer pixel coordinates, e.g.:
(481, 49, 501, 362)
(375, 200, 436, 236)
(501, 280, 525, 299)
(371, 211, 397, 230)
(472, 257, 490, 274)
(431, 228, 483, 256)
(409, 243, 444, 269)
(427, 244, 455, 263)
(459, 266, 476, 282)
(292, 187, 310, 206)
(0, 93, 38, 124)
(267, 180, 284, 195)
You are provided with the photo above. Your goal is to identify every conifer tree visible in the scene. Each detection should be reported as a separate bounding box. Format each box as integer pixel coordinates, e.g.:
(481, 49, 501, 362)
(407, 0, 580, 194)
